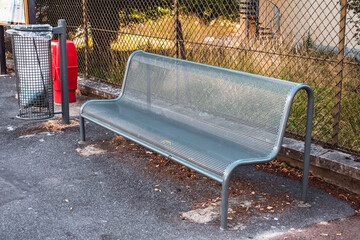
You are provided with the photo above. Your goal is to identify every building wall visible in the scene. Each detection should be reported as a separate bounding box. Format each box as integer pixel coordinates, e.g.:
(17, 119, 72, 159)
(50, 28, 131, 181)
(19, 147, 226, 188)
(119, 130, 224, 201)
(271, 0, 359, 51)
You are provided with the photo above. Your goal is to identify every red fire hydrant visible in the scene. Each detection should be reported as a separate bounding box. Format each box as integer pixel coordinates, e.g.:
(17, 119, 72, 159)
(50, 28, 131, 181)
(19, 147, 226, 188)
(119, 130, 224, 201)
(51, 40, 78, 103)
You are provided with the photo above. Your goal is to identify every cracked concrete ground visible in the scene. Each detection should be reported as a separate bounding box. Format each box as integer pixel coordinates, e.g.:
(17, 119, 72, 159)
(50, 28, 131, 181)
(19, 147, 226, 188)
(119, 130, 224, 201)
(0, 75, 358, 239)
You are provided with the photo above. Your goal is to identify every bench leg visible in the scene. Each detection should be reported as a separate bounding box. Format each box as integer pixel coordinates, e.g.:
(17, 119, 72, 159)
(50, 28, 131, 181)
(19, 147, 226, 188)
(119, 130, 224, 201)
(220, 175, 231, 230)
(301, 133, 310, 202)
(80, 116, 85, 141)
(302, 86, 314, 202)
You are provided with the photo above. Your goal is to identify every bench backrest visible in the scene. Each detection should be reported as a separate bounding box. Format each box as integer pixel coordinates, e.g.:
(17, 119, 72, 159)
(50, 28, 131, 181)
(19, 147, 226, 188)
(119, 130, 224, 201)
(120, 51, 300, 157)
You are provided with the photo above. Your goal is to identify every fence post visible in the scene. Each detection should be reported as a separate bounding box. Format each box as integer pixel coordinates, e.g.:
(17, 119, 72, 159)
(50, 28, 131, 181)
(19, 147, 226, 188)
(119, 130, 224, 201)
(54, 19, 70, 124)
(82, 0, 89, 77)
(332, 0, 347, 145)
(0, 26, 5, 75)
(174, 0, 186, 59)
(26, 0, 36, 24)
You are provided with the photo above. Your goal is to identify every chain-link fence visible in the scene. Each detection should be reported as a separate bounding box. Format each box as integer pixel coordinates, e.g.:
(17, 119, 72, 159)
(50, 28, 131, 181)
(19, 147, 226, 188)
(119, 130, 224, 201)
(31, 0, 359, 154)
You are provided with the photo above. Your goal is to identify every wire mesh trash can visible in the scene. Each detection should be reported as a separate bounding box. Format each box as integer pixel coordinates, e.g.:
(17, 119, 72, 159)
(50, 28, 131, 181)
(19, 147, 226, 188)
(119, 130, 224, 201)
(7, 25, 54, 119)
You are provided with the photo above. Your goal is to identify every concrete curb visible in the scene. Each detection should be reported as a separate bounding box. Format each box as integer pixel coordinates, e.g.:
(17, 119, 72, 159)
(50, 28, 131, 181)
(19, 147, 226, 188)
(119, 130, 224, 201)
(280, 137, 360, 194)
(77, 76, 120, 99)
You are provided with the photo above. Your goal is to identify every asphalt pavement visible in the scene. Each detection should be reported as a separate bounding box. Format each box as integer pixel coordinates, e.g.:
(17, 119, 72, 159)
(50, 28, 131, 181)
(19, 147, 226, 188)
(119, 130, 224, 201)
(0, 74, 358, 239)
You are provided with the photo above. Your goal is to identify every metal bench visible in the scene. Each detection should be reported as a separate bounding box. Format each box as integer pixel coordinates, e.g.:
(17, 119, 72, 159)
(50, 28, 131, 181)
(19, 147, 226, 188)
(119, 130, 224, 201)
(79, 50, 314, 230)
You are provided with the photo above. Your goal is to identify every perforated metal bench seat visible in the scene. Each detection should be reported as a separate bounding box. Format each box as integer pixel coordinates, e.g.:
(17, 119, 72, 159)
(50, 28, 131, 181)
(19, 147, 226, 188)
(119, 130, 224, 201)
(82, 99, 277, 181)
(80, 51, 314, 230)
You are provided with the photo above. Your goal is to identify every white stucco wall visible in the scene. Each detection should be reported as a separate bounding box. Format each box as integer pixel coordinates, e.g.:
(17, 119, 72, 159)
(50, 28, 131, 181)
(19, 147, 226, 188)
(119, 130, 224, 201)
(271, 0, 359, 53)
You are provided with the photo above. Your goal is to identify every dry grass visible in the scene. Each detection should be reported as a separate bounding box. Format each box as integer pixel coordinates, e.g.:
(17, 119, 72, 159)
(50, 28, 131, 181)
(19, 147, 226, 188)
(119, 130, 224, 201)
(39, 120, 79, 132)
(74, 15, 243, 51)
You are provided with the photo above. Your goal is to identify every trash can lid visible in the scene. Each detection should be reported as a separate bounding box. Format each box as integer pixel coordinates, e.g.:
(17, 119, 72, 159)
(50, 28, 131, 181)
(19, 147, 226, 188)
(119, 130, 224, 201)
(7, 24, 53, 40)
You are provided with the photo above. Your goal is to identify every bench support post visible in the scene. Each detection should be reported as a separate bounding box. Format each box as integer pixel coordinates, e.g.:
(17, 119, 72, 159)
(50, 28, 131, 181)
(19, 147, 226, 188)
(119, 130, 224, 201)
(220, 175, 231, 230)
(80, 116, 86, 141)
(301, 87, 314, 201)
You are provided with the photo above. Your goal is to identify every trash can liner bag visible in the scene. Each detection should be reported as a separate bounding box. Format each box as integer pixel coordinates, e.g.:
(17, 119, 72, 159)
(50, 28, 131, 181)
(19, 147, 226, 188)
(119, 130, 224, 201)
(7, 24, 53, 40)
